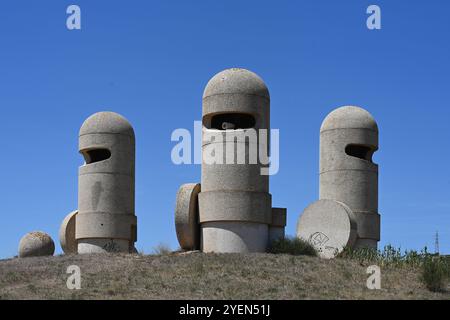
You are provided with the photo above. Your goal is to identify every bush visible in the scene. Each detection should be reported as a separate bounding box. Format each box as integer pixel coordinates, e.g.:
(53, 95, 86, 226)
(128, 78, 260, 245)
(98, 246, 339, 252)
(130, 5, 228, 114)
(268, 237, 317, 256)
(421, 257, 449, 292)
(338, 244, 449, 293)
(151, 243, 172, 255)
(338, 245, 433, 268)
(338, 246, 380, 264)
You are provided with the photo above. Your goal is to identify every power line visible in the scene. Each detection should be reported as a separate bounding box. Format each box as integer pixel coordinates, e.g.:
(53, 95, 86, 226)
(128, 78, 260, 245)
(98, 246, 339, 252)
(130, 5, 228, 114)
(435, 231, 439, 255)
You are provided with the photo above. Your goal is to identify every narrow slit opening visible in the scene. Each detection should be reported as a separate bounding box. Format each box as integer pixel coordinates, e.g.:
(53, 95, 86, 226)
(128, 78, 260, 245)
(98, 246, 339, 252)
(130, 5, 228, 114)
(82, 148, 111, 164)
(205, 113, 256, 130)
(345, 144, 375, 162)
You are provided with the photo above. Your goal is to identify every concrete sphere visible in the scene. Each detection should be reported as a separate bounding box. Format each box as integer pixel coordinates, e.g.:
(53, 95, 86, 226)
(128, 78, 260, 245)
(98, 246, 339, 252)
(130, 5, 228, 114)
(18, 231, 55, 258)
(320, 106, 378, 132)
(203, 68, 270, 99)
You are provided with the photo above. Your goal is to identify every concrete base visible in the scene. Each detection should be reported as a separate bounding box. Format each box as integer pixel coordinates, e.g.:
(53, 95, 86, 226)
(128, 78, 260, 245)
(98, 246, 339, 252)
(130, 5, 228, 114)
(269, 208, 287, 244)
(201, 222, 268, 253)
(354, 238, 378, 250)
(269, 227, 285, 244)
(78, 239, 130, 254)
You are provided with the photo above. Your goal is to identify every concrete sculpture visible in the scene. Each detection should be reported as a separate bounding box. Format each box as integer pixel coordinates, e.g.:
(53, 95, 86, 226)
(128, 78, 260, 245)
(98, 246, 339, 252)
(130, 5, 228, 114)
(59, 210, 78, 254)
(297, 200, 357, 258)
(175, 183, 201, 251)
(297, 106, 380, 257)
(18, 231, 55, 258)
(269, 208, 288, 245)
(75, 111, 137, 254)
(175, 68, 286, 253)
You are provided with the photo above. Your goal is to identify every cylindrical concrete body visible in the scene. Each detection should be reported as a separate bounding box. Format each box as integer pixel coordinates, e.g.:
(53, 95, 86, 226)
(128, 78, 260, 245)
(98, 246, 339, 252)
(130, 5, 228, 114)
(76, 112, 137, 254)
(319, 106, 380, 249)
(199, 68, 272, 253)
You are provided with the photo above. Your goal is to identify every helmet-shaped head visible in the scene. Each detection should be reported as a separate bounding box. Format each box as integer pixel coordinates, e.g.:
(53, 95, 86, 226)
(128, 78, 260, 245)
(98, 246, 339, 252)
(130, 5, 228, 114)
(79, 111, 135, 175)
(202, 68, 270, 131)
(320, 106, 378, 171)
(321, 106, 378, 133)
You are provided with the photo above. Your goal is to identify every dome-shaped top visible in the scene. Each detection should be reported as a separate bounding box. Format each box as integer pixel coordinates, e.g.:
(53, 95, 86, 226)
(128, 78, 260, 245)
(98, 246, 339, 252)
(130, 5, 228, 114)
(203, 68, 270, 99)
(79, 111, 135, 137)
(320, 106, 378, 132)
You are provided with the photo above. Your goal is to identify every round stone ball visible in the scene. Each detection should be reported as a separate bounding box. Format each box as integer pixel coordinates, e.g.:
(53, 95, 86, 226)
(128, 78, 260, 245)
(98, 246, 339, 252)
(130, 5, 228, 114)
(18, 231, 55, 258)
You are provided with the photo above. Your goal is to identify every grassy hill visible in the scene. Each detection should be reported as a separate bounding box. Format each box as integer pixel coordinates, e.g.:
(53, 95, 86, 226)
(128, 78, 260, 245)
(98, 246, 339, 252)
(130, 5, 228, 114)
(0, 252, 448, 300)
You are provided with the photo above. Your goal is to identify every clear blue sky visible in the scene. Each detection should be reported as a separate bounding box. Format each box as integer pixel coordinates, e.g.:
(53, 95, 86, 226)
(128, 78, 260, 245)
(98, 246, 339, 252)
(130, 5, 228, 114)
(0, 0, 448, 258)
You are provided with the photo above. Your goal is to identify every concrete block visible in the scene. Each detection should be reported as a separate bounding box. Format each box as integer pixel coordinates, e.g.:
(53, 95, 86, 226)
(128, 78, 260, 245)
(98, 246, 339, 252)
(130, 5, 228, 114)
(175, 183, 201, 250)
(269, 208, 287, 244)
(198, 191, 272, 224)
(297, 200, 357, 259)
(59, 210, 78, 254)
(201, 221, 269, 253)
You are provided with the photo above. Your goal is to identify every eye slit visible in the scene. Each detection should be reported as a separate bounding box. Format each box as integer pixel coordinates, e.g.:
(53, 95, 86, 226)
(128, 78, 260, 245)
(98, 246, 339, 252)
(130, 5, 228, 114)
(345, 144, 375, 162)
(82, 148, 111, 164)
(204, 113, 256, 130)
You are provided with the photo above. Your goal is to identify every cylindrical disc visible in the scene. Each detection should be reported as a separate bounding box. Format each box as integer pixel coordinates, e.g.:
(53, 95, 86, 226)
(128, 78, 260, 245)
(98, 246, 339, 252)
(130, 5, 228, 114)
(175, 183, 201, 250)
(297, 199, 357, 259)
(59, 210, 78, 254)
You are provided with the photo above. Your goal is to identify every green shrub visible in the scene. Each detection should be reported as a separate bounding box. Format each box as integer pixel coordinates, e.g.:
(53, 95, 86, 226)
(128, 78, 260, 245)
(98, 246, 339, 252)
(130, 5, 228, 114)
(421, 257, 449, 292)
(268, 237, 317, 256)
(338, 245, 433, 268)
(338, 246, 379, 264)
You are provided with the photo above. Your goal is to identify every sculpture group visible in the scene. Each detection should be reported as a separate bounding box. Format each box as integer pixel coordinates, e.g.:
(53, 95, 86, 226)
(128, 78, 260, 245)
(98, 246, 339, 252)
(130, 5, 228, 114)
(18, 68, 380, 259)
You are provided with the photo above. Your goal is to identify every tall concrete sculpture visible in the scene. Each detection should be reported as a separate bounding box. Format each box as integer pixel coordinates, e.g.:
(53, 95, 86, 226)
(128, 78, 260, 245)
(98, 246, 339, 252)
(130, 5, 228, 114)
(297, 106, 380, 257)
(76, 112, 137, 253)
(175, 68, 286, 253)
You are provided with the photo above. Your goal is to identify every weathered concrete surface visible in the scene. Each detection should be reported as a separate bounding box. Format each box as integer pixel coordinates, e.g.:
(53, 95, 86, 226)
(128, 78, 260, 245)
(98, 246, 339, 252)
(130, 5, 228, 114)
(174, 68, 286, 253)
(320, 106, 380, 249)
(201, 222, 269, 253)
(297, 200, 357, 259)
(199, 68, 273, 253)
(175, 183, 201, 250)
(59, 210, 78, 254)
(18, 231, 55, 258)
(269, 208, 287, 244)
(76, 112, 137, 254)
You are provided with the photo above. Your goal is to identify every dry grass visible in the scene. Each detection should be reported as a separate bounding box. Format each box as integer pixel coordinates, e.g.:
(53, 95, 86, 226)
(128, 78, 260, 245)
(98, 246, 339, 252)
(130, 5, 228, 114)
(0, 253, 448, 300)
